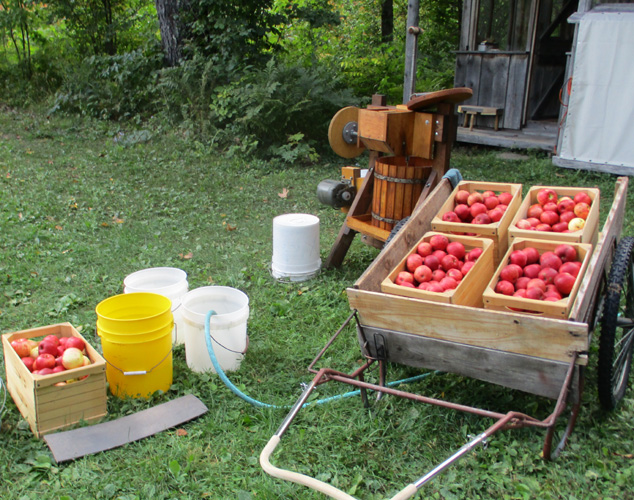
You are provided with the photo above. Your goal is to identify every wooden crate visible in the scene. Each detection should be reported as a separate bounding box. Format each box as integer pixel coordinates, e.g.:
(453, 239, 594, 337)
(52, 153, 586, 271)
(508, 186, 600, 245)
(431, 180, 523, 264)
(2, 323, 107, 437)
(483, 238, 593, 319)
(381, 232, 494, 307)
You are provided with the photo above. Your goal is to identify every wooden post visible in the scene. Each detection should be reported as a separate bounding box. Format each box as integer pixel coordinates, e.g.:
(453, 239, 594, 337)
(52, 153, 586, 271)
(402, 0, 420, 103)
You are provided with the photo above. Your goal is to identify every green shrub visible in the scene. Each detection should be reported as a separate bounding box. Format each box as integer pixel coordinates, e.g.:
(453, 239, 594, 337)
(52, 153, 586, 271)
(50, 44, 163, 120)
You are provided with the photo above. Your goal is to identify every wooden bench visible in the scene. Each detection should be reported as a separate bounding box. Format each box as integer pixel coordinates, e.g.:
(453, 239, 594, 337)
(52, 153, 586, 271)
(458, 105, 503, 131)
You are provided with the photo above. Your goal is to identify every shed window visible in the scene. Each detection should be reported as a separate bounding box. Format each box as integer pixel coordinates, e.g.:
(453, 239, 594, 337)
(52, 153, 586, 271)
(477, 0, 532, 50)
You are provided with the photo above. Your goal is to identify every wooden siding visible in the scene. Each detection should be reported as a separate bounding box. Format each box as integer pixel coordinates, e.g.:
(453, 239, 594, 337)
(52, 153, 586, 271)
(455, 52, 529, 130)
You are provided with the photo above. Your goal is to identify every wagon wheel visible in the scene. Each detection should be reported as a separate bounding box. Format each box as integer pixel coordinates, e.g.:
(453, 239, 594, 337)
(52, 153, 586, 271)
(597, 236, 634, 410)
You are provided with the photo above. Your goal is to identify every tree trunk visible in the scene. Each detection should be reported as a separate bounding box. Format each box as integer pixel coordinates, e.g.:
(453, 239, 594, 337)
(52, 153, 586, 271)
(155, 0, 184, 66)
(381, 0, 394, 43)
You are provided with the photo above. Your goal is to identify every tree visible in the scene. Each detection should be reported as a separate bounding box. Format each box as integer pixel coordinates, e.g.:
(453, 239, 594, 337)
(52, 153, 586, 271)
(0, 0, 34, 78)
(381, 0, 393, 42)
(155, 0, 186, 67)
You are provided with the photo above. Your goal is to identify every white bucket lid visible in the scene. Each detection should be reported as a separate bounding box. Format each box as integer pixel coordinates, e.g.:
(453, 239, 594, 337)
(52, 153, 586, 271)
(181, 286, 249, 328)
(123, 267, 188, 298)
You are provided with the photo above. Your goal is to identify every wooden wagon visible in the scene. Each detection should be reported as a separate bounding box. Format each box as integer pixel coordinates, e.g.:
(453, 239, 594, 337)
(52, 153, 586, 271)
(260, 175, 633, 499)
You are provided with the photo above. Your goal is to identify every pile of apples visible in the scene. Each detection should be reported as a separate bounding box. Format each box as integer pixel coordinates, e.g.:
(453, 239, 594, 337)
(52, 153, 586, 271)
(394, 234, 483, 292)
(492, 243, 583, 302)
(515, 188, 591, 232)
(10, 335, 91, 376)
(440, 188, 514, 225)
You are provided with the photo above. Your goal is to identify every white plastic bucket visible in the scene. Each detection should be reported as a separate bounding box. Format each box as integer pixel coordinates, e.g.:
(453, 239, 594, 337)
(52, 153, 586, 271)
(123, 267, 188, 345)
(181, 286, 249, 373)
(271, 213, 321, 282)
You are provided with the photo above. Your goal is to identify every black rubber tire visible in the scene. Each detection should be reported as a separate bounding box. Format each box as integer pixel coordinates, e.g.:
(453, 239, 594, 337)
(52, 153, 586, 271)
(597, 236, 634, 410)
(384, 216, 410, 246)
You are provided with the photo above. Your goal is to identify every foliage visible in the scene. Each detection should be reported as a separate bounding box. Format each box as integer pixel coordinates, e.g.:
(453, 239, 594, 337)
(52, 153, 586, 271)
(1, 110, 634, 500)
(50, 44, 164, 120)
(180, 0, 286, 71)
(208, 58, 359, 160)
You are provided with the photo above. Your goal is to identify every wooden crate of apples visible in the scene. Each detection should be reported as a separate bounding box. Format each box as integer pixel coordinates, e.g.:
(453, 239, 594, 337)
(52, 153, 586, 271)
(431, 180, 523, 264)
(2, 323, 107, 437)
(509, 186, 600, 244)
(381, 232, 495, 307)
(483, 238, 592, 319)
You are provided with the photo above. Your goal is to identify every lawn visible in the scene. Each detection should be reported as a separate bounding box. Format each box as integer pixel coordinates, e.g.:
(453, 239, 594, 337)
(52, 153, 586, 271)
(1, 106, 633, 500)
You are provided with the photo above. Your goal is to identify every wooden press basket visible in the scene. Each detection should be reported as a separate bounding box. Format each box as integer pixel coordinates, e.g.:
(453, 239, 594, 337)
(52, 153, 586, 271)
(371, 156, 433, 231)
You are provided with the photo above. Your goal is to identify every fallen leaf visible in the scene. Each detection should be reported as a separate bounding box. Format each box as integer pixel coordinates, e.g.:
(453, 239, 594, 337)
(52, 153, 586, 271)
(179, 252, 193, 260)
(278, 188, 289, 199)
(101, 222, 109, 227)
(5, 172, 10, 178)
(176, 428, 188, 437)
(112, 216, 124, 224)
(55, 225, 63, 230)
(207, 276, 214, 283)
(225, 224, 237, 231)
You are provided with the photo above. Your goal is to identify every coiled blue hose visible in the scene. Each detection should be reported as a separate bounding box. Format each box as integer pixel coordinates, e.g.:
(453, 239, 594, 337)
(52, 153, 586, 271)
(204, 310, 434, 409)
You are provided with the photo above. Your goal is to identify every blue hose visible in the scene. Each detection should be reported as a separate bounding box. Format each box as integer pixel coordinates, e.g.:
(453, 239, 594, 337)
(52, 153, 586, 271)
(204, 310, 434, 409)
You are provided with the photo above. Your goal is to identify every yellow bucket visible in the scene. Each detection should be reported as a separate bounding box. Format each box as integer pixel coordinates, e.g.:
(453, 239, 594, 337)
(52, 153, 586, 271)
(99, 322, 173, 399)
(96, 292, 172, 334)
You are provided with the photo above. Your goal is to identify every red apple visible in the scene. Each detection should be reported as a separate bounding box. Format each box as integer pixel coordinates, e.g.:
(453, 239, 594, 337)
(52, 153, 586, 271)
(574, 202, 590, 220)
(442, 211, 461, 222)
(515, 277, 531, 290)
(461, 261, 475, 276)
(454, 204, 471, 221)
(417, 241, 433, 258)
(469, 203, 487, 218)
(560, 261, 581, 277)
(560, 211, 576, 224)
(52, 365, 66, 373)
(484, 196, 499, 210)
(395, 271, 415, 286)
(38, 340, 58, 357)
(488, 208, 504, 222)
(540, 210, 559, 226)
(424, 255, 440, 271)
(43, 335, 60, 347)
(58, 336, 69, 348)
(509, 250, 527, 268)
(551, 221, 569, 233)
(523, 263, 542, 279)
(536, 188, 558, 205)
(540, 251, 562, 270)
(414, 265, 432, 283)
(527, 203, 544, 219)
(22, 356, 35, 372)
(432, 269, 446, 282)
(446, 268, 463, 282)
(554, 244, 577, 263)
(573, 192, 592, 205)
(472, 213, 492, 224)
(446, 241, 466, 260)
(400, 281, 416, 288)
(543, 201, 558, 213)
(418, 282, 431, 290)
(500, 264, 522, 283)
(495, 280, 515, 296)
(35, 353, 56, 370)
(525, 287, 544, 301)
(513, 289, 528, 298)
(535, 223, 552, 232)
(538, 267, 559, 285)
(455, 190, 471, 205)
(498, 192, 513, 205)
(516, 219, 532, 230)
(429, 234, 449, 251)
(466, 248, 483, 261)
(37, 368, 54, 376)
(432, 250, 447, 261)
(526, 278, 547, 292)
(527, 217, 541, 228)
(522, 247, 540, 265)
(482, 190, 496, 199)
(467, 192, 484, 206)
(65, 336, 86, 352)
(439, 277, 459, 291)
(554, 272, 576, 296)
(406, 253, 424, 273)
(441, 254, 460, 271)
(429, 282, 446, 293)
(11, 339, 32, 358)
(557, 197, 575, 213)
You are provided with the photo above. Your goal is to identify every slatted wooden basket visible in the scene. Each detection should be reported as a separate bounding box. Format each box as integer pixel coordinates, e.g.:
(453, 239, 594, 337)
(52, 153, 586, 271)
(2, 323, 107, 437)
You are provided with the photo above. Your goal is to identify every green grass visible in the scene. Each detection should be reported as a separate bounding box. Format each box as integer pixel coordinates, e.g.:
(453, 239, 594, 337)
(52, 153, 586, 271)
(1, 107, 633, 500)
